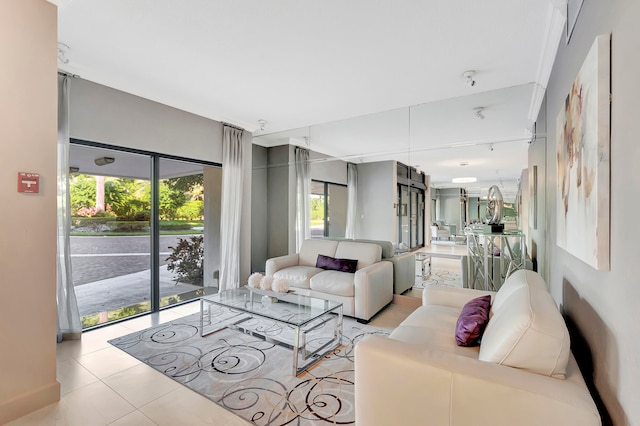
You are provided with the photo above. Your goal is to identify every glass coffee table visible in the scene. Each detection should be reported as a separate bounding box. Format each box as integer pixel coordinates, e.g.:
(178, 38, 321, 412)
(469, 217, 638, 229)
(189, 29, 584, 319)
(200, 287, 343, 376)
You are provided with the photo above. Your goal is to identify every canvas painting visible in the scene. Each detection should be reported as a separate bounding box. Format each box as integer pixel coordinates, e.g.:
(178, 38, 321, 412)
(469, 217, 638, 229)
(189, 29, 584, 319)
(556, 34, 610, 270)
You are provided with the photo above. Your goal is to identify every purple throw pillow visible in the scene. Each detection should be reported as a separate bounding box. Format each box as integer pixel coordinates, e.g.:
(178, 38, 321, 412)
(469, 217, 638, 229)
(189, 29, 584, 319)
(316, 254, 358, 273)
(455, 295, 492, 347)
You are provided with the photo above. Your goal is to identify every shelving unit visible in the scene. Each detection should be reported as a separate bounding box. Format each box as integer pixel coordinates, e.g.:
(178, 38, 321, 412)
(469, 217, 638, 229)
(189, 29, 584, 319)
(465, 230, 526, 291)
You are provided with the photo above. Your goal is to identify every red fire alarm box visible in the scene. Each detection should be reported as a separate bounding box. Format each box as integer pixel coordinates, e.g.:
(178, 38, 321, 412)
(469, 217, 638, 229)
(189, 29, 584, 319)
(18, 172, 40, 193)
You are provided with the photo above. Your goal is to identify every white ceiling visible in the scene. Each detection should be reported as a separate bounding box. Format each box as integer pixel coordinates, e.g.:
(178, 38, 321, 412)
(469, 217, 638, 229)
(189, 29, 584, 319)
(56, 0, 565, 199)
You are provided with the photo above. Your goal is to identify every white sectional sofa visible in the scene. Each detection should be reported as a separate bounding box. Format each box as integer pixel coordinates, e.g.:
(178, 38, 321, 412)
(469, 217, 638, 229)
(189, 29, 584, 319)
(354, 270, 601, 425)
(265, 239, 393, 322)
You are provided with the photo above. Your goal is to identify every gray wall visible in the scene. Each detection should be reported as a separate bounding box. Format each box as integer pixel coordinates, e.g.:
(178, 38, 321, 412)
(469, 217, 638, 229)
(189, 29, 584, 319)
(355, 161, 396, 242)
(251, 145, 268, 272)
(266, 145, 294, 257)
(310, 151, 348, 184)
(69, 79, 223, 162)
(542, 1, 640, 423)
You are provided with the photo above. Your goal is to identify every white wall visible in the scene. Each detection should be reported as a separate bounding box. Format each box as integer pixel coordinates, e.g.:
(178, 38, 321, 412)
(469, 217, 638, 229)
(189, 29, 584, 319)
(0, 0, 59, 423)
(543, 1, 640, 423)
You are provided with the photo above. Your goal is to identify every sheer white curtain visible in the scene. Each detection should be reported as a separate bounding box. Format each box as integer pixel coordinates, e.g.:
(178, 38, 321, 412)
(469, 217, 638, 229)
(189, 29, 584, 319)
(345, 163, 358, 239)
(57, 74, 82, 342)
(295, 147, 310, 252)
(219, 125, 244, 291)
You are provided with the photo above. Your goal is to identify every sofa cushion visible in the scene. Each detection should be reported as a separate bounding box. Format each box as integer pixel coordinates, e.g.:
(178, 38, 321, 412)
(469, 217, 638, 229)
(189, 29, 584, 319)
(392, 305, 480, 358)
(298, 239, 339, 267)
(455, 295, 491, 347)
(316, 254, 358, 273)
(492, 269, 546, 312)
(334, 241, 381, 270)
(310, 270, 355, 297)
(273, 265, 323, 289)
(479, 278, 570, 378)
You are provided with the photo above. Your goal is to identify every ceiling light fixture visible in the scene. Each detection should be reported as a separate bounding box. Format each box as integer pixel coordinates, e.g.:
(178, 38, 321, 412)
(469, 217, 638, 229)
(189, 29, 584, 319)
(452, 177, 477, 184)
(474, 107, 485, 120)
(258, 119, 267, 131)
(94, 156, 115, 166)
(462, 70, 476, 87)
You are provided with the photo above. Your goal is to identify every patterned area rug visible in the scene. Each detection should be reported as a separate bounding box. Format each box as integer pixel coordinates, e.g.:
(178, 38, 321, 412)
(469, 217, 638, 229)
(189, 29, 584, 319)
(414, 269, 463, 289)
(108, 312, 389, 425)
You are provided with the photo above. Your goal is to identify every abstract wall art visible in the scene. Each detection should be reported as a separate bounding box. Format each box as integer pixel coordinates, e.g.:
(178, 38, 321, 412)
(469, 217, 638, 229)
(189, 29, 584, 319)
(556, 34, 610, 270)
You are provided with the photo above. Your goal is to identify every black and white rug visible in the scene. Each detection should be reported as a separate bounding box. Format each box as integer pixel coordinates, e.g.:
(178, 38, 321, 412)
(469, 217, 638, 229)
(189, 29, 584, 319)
(414, 269, 463, 289)
(108, 312, 389, 425)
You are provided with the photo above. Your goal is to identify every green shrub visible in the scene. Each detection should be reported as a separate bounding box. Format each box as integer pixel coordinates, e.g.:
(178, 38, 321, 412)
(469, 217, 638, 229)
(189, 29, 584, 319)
(134, 210, 151, 221)
(166, 235, 204, 285)
(111, 221, 149, 232)
(159, 223, 193, 231)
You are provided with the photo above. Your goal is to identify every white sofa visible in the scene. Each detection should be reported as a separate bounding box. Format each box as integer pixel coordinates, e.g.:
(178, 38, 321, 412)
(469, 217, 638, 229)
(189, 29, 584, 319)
(324, 237, 416, 294)
(265, 239, 393, 322)
(354, 270, 601, 425)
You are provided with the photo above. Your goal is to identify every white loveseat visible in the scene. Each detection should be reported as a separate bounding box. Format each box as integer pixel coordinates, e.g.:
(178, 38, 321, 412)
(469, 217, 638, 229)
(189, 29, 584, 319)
(354, 270, 601, 425)
(265, 239, 393, 322)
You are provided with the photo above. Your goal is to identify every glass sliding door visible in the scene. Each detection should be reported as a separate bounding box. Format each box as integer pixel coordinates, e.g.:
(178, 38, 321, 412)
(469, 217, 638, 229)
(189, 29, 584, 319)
(69, 141, 221, 329)
(69, 144, 152, 328)
(310, 180, 348, 238)
(158, 158, 219, 308)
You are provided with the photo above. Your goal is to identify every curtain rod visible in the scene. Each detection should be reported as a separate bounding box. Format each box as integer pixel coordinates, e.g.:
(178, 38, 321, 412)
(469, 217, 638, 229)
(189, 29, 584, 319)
(222, 122, 245, 131)
(58, 70, 81, 78)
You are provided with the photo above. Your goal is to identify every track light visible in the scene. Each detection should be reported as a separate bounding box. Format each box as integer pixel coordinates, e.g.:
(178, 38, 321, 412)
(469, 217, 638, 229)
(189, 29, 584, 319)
(463, 70, 476, 87)
(474, 107, 485, 120)
(94, 156, 115, 166)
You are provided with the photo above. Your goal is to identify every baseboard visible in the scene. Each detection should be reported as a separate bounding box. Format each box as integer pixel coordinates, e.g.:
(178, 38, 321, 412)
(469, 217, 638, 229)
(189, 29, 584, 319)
(0, 381, 60, 425)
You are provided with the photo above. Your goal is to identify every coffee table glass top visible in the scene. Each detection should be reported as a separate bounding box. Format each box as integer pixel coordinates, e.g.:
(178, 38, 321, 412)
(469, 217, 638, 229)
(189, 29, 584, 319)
(201, 287, 342, 327)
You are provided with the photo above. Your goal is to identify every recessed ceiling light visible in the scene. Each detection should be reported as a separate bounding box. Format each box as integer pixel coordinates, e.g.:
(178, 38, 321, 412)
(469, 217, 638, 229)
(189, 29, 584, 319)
(452, 177, 477, 183)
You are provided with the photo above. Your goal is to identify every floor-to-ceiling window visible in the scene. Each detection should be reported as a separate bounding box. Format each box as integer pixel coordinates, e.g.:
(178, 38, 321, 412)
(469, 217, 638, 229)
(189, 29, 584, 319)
(69, 141, 220, 329)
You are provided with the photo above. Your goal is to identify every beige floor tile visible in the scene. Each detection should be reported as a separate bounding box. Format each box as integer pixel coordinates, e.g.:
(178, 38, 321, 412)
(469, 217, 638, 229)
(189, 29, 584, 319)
(79, 323, 134, 355)
(103, 363, 180, 408)
(108, 410, 158, 426)
(139, 386, 238, 426)
(56, 338, 85, 362)
(77, 346, 140, 379)
(57, 357, 100, 396)
(165, 300, 200, 316)
(57, 381, 135, 426)
(8, 381, 136, 426)
(5, 402, 61, 426)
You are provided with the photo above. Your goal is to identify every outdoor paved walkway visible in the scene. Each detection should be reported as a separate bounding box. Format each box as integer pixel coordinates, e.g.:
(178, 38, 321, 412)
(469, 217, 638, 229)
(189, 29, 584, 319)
(74, 265, 207, 317)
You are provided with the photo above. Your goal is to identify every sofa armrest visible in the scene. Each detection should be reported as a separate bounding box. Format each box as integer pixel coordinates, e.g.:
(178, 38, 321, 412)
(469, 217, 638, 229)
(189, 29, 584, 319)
(265, 253, 299, 276)
(422, 285, 496, 309)
(354, 260, 394, 321)
(389, 252, 416, 294)
(355, 335, 600, 426)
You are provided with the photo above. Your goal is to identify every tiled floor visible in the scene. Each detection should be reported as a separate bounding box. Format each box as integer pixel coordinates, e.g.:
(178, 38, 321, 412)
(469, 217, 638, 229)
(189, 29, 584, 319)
(8, 300, 416, 426)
